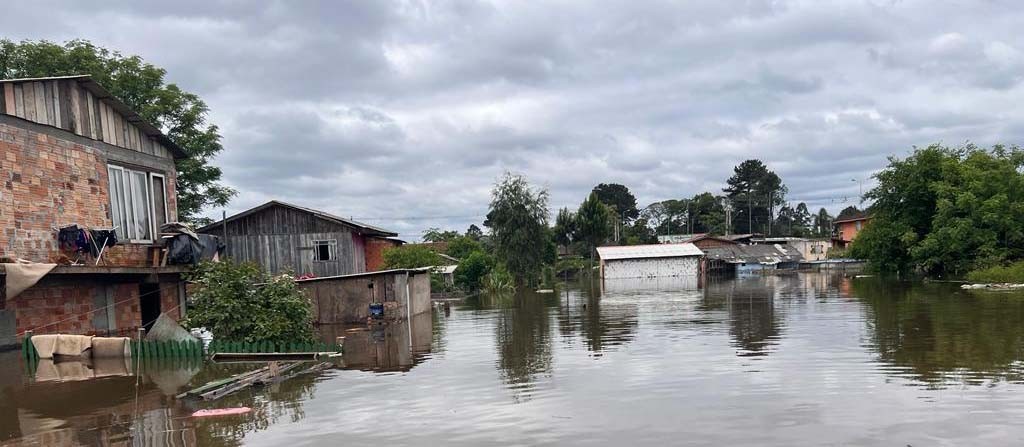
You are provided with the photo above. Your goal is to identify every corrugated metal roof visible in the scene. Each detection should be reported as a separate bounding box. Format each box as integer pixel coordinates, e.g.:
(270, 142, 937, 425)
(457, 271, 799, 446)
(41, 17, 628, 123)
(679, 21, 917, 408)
(597, 243, 703, 260)
(0, 75, 187, 159)
(703, 244, 803, 264)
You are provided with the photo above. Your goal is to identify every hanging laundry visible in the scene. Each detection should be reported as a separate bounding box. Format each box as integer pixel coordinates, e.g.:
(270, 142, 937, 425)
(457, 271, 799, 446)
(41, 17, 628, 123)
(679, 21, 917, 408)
(88, 228, 118, 257)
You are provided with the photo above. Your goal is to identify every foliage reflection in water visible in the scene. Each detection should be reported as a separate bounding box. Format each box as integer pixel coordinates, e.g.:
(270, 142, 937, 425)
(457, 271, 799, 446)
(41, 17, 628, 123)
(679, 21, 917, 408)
(4, 273, 1024, 445)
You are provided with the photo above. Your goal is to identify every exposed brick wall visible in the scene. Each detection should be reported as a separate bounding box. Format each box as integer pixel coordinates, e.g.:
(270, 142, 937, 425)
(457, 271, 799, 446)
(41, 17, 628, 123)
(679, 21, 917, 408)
(0, 120, 177, 266)
(365, 237, 401, 272)
(10, 278, 182, 337)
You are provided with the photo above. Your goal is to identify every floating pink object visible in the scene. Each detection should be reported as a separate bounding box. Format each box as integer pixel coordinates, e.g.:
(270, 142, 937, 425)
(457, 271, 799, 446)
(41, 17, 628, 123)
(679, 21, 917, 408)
(192, 407, 252, 417)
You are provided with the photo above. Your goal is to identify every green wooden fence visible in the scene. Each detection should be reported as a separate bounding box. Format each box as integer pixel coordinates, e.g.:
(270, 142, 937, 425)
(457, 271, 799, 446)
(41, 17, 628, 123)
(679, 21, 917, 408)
(21, 334, 340, 364)
(207, 340, 341, 354)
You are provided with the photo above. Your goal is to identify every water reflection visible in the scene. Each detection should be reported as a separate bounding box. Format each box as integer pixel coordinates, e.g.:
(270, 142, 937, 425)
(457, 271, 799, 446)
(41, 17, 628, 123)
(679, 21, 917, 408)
(316, 311, 434, 372)
(8, 273, 1024, 445)
(492, 291, 558, 399)
(854, 278, 1024, 386)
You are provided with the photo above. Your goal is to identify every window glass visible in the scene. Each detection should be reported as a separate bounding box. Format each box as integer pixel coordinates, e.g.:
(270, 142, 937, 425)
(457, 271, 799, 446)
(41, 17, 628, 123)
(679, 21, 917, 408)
(313, 240, 336, 261)
(129, 170, 152, 240)
(107, 166, 128, 235)
(107, 164, 163, 242)
(151, 175, 168, 231)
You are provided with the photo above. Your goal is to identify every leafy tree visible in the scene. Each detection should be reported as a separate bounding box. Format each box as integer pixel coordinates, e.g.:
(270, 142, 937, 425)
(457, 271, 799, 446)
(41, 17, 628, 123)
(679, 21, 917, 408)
(447, 236, 483, 260)
(592, 183, 640, 222)
(642, 199, 687, 235)
(465, 224, 484, 240)
(0, 39, 234, 223)
(576, 192, 612, 257)
(383, 245, 441, 269)
(850, 144, 1024, 276)
(723, 159, 787, 234)
(484, 173, 550, 285)
(623, 218, 657, 245)
(422, 227, 461, 242)
(836, 206, 864, 221)
(553, 207, 577, 248)
(813, 207, 833, 237)
(454, 250, 495, 291)
(688, 192, 729, 234)
(184, 261, 313, 344)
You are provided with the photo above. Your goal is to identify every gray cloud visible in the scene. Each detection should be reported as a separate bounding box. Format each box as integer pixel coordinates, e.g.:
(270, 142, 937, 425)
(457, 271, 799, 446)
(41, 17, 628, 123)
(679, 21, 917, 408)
(4, 0, 1024, 238)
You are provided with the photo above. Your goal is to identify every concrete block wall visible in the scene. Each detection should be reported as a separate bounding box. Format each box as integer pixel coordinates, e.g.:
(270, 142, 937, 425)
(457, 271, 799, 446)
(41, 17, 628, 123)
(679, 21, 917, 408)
(0, 120, 177, 266)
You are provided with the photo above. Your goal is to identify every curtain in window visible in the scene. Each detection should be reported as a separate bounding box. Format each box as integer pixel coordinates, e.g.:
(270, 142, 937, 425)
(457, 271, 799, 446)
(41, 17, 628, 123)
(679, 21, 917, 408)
(129, 170, 151, 241)
(107, 166, 128, 235)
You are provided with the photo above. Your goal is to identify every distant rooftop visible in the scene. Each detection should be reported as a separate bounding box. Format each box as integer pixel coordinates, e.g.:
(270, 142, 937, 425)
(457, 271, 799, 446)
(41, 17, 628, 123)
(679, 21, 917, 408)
(597, 243, 703, 261)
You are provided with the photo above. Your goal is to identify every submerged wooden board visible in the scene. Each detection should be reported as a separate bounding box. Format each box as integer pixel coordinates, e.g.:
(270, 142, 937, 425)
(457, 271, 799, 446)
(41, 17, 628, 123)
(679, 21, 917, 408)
(210, 352, 324, 362)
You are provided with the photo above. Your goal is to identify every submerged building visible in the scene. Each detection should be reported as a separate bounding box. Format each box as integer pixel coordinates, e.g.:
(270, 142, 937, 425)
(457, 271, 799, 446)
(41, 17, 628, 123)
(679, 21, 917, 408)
(596, 244, 704, 279)
(0, 75, 190, 348)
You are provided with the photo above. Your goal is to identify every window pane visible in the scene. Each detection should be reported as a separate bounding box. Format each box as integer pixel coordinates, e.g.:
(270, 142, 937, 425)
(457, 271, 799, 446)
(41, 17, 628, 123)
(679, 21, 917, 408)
(130, 171, 151, 240)
(151, 175, 167, 231)
(107, 167, 127, 237)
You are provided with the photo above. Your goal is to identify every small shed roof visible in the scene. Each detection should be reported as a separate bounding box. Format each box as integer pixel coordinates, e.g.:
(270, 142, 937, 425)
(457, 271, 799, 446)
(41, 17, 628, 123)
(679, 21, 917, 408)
(597, 243, 703, 261)
(0, 75, 188, 159)
(703, 244, 803, 264)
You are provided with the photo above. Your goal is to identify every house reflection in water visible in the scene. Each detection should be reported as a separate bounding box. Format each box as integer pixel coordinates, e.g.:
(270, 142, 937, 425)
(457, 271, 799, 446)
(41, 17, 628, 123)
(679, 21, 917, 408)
(319, 312, 434, 373)
(0, 351, 202, 446)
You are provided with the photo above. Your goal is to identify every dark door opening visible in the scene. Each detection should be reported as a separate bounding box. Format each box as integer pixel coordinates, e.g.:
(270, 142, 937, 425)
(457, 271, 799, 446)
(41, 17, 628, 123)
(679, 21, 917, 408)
(139, 283, 162, 332)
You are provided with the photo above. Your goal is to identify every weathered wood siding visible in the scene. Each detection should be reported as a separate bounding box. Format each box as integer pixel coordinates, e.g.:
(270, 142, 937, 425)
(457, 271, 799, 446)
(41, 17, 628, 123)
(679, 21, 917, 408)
(0, 79, 173, 158)
(209, 204, 368, 277)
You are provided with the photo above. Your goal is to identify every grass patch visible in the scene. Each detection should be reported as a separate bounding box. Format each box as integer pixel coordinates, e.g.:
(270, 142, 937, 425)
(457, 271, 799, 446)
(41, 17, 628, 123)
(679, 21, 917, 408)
(966, 261, 1024, 284)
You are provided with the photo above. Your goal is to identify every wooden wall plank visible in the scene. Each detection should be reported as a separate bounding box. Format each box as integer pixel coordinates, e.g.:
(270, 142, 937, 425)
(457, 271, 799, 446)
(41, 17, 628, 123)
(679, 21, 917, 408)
(84, 90, 95, 139)
(33, 82, 46, 124)
(42, 81, 53, 125)
(0, 84, 8, 115)
(13, 84, 23, 118)
(51, 81, 62, 129)
(22, 82, 35, 121)
(58, 81, 73, 131)
(2, 84, 12, 115)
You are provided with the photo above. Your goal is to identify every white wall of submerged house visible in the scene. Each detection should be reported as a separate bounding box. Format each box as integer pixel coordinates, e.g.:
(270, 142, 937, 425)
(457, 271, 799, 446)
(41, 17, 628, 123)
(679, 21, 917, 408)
(597, 244, 704, 279)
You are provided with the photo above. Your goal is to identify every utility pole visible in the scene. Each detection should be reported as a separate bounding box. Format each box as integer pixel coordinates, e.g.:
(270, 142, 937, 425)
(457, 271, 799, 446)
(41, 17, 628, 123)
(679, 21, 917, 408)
(767, 191, 773, 236)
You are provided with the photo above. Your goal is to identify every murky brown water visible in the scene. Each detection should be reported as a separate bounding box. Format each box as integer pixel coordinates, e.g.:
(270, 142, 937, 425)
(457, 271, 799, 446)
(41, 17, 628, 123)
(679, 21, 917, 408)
(4, 272, 1024, 446)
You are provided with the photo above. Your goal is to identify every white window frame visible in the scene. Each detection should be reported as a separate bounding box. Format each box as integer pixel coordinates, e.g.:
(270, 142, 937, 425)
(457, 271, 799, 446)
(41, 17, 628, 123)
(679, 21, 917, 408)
(150, 172, 169, 233)
(312, 239, 337, 262)
(108, 164, 165, 244)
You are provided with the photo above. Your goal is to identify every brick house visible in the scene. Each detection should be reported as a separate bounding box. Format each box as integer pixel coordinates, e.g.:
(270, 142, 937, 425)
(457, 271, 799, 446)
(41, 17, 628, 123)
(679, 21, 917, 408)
(832, 213, 871, 250)
(0, 75, 189, 349)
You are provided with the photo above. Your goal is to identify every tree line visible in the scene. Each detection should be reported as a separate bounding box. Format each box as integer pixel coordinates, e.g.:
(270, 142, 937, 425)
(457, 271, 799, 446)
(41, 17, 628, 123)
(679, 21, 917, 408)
(388, 159, 848, 290)
(850, 144, 1024, 279)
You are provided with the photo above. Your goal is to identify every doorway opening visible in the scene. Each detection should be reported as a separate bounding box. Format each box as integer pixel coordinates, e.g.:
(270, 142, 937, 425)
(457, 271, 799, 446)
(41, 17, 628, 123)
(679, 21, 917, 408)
(139, 283, 161, 332)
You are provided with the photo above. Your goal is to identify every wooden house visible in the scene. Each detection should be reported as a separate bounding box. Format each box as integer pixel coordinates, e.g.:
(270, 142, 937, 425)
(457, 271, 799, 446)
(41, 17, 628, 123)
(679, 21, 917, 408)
(197, 201, 399, 277)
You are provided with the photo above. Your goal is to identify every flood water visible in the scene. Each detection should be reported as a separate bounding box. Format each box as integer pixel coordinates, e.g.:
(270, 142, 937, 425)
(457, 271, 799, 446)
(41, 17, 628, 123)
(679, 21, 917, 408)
(5, 272, 1024, 445)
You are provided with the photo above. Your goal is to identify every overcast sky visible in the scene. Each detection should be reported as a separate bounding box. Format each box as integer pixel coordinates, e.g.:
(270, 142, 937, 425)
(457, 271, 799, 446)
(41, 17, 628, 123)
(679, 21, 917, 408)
(4, 1, 1023, 239)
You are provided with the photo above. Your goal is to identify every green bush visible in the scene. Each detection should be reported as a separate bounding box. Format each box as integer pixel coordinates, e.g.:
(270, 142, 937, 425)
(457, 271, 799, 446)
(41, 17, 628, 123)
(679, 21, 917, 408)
(966, 261, 1024, 284)
(454, 250, 495, 291)
(483, 263, 516, 295)
(184, 261, 314, 344)
(383, 245, 440, 269)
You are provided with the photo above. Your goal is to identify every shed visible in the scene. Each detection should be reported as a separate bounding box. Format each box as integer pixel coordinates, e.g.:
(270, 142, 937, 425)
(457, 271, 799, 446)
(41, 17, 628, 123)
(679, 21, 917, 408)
(703, 244, 804, 274)
(596, 244, 704, 279)
(196, 201, 398, 277)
